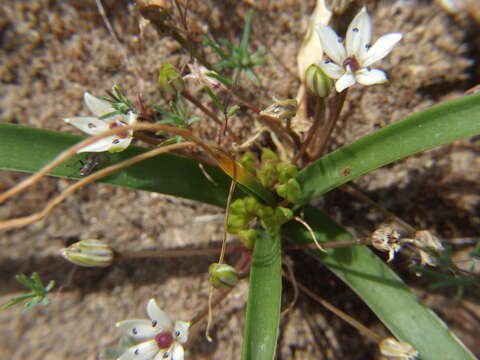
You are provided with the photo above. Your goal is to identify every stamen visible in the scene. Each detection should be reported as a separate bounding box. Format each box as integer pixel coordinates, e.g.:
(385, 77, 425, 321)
(132, 328, 138, 335)
(152, 320, 158, 327)
(343, 56, 360, 72)
(175, 330, 181, 337)
(88, 123, 96, 128)
(155, 332, 174, 349)
(352, 27, 359, 32)
(134, 348, 140, 355)
(112, 139, 120, 144)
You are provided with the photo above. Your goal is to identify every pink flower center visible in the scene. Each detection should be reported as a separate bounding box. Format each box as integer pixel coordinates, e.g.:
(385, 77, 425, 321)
(155, 332, 174, 349)
(109, 120, 129, 138)
(342, 56, 360, 72)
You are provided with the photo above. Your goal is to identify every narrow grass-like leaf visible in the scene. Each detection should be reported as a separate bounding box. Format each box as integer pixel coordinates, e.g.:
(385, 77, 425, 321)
(242, 230, 282, 360)
(297, 93, 480, 203)
(284, 206, 476, 360)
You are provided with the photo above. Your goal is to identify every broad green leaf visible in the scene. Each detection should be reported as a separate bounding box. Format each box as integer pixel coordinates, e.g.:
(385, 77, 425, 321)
(242, 230, 282, 360)
(284, 206, 476, 360)
(297, 93, 480, 203)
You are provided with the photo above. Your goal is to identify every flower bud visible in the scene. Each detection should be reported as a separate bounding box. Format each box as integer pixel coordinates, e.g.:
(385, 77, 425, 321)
(276, 163, 298, 185)
(209, 263, 239, 290)
(158, 63, 185, 95)
(275, 206, 294, 225)
(379, 337, 419, 359)
(275, 178, 301, 203)
(60, 239, 114, 267)
(238, 229, 257, 248)
(227, 214, 248, 234)
(260, 98, 297, 121)
(305, 63, 332, 98)
(412, 230, 444, 266)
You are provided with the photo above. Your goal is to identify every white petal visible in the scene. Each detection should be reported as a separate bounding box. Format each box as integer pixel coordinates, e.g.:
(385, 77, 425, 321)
(361, 32, 402, 67)
(126, 111, 138, 125)
(76, 136, 119, 153)
(84, 92, 115, 117)
(335, 73, 356, 92)
(119, 340, 159, 360)
(108, 136, 132, 153)
(63, 117, 108, 136)
(317, 60, 344, 79)
(147, 299, 173, 330)
(116, 319, 160, 341)
(355, 68, 388, 85)
(315, 24, 346, 64)
(346, 6, 372, 59)
(173, 321, 191, 344)
(170, 343, 184, 360)
(153, 343, 184, 360)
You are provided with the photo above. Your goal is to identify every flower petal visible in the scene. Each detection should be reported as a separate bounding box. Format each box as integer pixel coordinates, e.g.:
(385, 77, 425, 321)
(119, 340, 159, 360)
(355, 68, 388, 85)
(316, 24, 346, 64)
(346, 6, 372, 60)
(147, 299, 173, 330)
(335, 72, 356, 92)
(126, 111, 138, 126)
(108, 136, 132, 153)
(76, 136, 119, 153)
(116, 319, 160, 342)
(361, 32, 402, 67)
(173, 321, 191, 344)
(317, 60, 344, 80)
(63, 117, 108, 136)
(84, 92, 114, 117)
(153, 342, 184, 360)
(170, 343, 185, 360)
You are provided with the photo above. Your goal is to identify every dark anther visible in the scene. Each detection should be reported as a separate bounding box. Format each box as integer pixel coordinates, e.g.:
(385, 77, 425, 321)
(152, 320, 158, 327)
(175, 330, 181, 337)
(352, 27, 359, 32)
(134, 349, 139, 355)
(132, 328, 138, 335)
(88, 123, 96, 128)
(112, 139, 120, 144)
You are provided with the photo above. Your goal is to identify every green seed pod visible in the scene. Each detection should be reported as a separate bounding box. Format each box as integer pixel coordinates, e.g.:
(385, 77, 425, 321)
(239, 152, 256, 174)
(275, 206, 294, 225)
(276, 162, 298, 184)
(60, 239, 114, 267)
(209, 263, 239, 290)
(243, 196, 259, 215)
(238, 229, 257, 248)
(158, 63, 185, 95)
(275, 178, 301, 203)
(305, 63, 332, 98)
(227, 214, 248, 234)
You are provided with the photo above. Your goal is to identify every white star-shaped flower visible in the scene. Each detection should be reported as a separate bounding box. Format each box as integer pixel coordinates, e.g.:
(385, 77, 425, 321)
(116, 299, 190, 360)
(316, 7, 402, 92)
(64, 92, 137, 153)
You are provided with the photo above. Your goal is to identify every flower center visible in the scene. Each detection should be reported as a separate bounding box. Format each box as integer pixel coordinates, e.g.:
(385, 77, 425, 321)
(155, 332, 174, 349)
(109, 120, 129, 138)
(342, 56, 360, 72)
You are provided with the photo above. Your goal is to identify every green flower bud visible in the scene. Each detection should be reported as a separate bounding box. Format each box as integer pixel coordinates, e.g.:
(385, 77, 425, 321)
(305, 63, 332, 98)
(238, 229, 257, 248)
(239, 152, 256, 174)
(230, 198, 248, 216)
(209, 263, 239, 290)
(227, 214, 248, 234)
(276, 162, 298, 184)
(258, 162, 278, 189)
(261, 148, 278, 163)
(60, 239, 114, 267)
(158, 63, 185, 95)
(243, 196, 259, 215)
(275, 206, 294, 225)
(275, 178, 301, 203)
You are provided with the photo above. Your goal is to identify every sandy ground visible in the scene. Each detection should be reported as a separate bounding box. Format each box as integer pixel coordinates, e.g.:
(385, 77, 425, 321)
(0, 0, 479, 359)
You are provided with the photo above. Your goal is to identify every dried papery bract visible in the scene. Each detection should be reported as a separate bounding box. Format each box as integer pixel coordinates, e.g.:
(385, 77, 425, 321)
(410, 230, 444, 267)
(379, 337, 419, 360)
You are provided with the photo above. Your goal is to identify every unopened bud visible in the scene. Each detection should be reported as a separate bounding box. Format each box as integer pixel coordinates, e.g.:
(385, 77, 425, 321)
(60, 239, 114, 267)
(275, 178, 301, 203)
(260, 98, 297, 121)
(209, 263, 239, 290)
(379, 337, 419, 360)
(276, 163, 298, 185)
(158, 63, 185, 95)
(306, 63, 332, 98)
(238, 229, 257, 248)
(275, 206, 294, 225)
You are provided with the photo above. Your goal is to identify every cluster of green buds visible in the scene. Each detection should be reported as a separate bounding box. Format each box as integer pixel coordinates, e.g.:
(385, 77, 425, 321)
(60, 239, 114, 268)
(102, 84, 135, 115)
(228, 196, 293, 247)
(251, 148, 301, 203)
(208, 263, 239, 290)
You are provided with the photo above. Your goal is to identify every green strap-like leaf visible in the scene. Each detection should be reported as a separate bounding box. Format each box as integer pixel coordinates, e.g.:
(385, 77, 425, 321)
(242, 230, 282, 360)
(284, 206, 476, 360)
(0, 123, 235, 207)
(297, 93, 480, 203)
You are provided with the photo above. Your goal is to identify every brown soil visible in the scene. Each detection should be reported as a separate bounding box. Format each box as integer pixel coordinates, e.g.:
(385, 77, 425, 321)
(0, 0, 479, 359)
